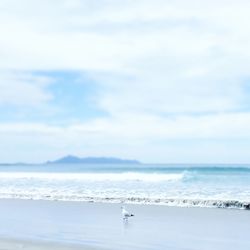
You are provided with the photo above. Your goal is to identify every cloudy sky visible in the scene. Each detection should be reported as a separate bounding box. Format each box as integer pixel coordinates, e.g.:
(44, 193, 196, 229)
(1, 0, 250, 163)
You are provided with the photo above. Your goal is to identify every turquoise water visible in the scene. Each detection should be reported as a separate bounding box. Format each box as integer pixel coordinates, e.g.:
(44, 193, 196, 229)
(0, 164, 249, 209)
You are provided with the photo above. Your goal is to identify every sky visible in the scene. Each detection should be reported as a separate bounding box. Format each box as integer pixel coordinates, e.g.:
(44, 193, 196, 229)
(1, 0, 250, 163)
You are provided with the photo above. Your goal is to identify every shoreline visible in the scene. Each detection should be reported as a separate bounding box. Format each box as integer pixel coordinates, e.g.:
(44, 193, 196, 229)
(0, 196, 249, 210)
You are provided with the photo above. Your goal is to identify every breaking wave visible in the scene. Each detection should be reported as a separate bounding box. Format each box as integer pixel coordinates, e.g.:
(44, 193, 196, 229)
(0, 172, 184, 182)
(0, 165, 249, 210)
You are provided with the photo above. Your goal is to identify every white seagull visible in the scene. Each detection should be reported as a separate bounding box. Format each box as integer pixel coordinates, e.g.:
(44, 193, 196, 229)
(121, 206, 134, 220)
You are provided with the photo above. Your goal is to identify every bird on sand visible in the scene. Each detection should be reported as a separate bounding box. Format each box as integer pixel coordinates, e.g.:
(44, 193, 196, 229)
(121, 206, 134, 220)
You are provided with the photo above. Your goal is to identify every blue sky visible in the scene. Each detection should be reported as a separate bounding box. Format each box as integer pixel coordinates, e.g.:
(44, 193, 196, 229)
(1, 0, 250, 163)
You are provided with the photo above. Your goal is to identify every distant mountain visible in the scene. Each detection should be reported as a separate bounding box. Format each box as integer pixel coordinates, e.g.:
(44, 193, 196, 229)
(46, 155, 140, 164)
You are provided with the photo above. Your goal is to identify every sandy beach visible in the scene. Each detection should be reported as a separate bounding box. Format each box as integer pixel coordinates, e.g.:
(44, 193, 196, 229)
(0, 199, 249, 250)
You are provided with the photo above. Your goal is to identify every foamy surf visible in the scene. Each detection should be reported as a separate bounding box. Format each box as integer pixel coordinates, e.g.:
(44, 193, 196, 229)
(0, 172, 184, 182)
(0, 192, 249, 210)
(0, 163, 249, 210)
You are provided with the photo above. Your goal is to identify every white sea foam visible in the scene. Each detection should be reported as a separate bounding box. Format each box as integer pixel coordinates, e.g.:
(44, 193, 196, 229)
(0, 191, 249, 209)
(0, 172, 184, 182)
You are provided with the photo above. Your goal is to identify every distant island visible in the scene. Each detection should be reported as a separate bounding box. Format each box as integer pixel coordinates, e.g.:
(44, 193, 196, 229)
(46, 155, 140, 164)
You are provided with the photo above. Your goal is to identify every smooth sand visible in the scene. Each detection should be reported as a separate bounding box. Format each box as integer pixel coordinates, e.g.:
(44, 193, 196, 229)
(0, 199, 249, 250)
(0, 238, 96, 250)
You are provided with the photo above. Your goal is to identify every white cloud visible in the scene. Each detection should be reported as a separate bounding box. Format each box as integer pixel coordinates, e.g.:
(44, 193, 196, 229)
(1, 1, 250, 162)
(1, 111, 250, 163)
(0, 71, 53, 107)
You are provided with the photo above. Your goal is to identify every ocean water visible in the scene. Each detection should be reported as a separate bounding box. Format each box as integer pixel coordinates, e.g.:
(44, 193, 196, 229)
(0, 164, 249, 209)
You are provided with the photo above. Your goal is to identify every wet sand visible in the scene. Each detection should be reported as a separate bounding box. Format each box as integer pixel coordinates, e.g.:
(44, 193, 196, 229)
(0, 238, 96, 250)
(0, 199, 249, 250)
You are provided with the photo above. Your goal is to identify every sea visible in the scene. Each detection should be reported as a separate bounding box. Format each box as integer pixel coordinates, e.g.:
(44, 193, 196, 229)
(0, 163, 249, 209)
